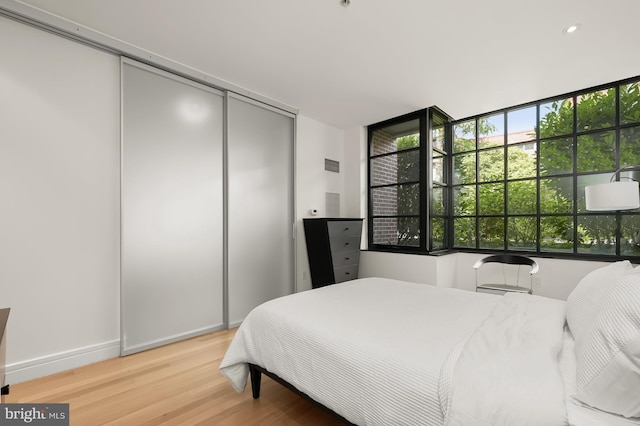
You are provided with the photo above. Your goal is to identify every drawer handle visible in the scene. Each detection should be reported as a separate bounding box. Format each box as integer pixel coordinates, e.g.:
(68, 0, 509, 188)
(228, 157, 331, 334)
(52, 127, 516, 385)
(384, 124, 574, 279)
(345, 272, 350, 275)
(345, 242, 350, 246)
(345, 257, 350, 260)
(344, 227, 350, 231)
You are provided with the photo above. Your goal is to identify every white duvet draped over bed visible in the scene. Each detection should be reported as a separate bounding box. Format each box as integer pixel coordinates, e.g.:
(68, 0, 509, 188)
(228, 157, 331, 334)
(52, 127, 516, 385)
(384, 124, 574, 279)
(440, 292, 567, 426)
(219, 277, 569, 426)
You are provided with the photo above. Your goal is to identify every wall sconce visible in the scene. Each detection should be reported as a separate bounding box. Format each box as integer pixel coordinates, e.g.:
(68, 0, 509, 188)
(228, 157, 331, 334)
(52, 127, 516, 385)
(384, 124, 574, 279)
(585, 165, 640, 211)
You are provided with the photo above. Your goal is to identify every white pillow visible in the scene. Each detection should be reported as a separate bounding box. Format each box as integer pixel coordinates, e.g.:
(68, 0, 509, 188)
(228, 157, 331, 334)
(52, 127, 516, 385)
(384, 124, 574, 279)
(566, 260, 633, 342)
(574, 273, 640, 418)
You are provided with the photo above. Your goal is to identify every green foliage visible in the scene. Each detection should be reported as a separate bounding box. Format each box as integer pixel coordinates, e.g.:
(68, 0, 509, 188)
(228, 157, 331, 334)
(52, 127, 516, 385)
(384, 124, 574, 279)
(539, 138, 573, 176)
(508, 180, 536, 214)
(453, 152, 476, 184)
(577, 89, 615, 130)
(432, 187, 445, 216)
(621, 126, 640, 166)
(479, 217, 504, 249)
(577, 215, 616, 253)
(538, 99, 573, 138)
(454, 185, 475, 216)
(478, 183, 504, 215)
(453, 120, 476, 153)
(395, 134, 420, 245)
(621, 82, 640, 124)
(508, 217, 536, 250)
(540, 216, 573, 252)
(454, 217, 476, 248)
(396, 134, 419, 150)
(431, 218, 445, 250)
(621, 215, 640, 256)
(577, 131, 616, 172)
(478, 149, 504, 182)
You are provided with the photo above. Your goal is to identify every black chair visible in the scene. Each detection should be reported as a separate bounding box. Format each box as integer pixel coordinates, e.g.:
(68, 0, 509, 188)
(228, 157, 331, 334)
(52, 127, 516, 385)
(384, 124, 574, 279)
(473, 254, 539, 295)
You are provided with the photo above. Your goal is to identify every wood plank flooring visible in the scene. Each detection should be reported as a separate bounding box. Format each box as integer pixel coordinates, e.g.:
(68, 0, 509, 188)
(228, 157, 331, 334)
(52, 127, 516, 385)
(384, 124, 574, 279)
(5, 329, 346, 425)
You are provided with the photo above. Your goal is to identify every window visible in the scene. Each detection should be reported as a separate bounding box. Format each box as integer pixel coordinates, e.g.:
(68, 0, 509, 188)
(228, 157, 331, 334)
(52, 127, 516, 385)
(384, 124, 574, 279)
(431, 112, 449, 250)
(368, 76, 640, 260)
(452, 78, 640, 258)
(368, 108, 451, 252)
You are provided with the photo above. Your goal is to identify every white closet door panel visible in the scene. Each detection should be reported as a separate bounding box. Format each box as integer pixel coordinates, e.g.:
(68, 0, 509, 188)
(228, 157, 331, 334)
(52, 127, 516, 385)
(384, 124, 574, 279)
(0, 15, 120, 366)
(121, 61, 224, 354)
(228, 96, 295, 325)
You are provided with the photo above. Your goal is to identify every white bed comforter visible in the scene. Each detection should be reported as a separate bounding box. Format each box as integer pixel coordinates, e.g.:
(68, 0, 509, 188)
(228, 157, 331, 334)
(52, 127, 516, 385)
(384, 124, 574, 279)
(441, 292, 568, 426)
(219, 277, 568, 426)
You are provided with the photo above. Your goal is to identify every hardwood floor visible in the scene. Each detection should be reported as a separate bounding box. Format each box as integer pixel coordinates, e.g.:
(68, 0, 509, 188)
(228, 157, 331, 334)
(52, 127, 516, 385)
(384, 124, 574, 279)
(6, 329, 346, 425)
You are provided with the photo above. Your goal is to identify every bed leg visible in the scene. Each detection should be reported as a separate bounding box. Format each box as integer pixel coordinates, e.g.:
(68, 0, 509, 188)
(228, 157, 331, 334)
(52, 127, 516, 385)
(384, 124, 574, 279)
(249, 364, 262, 399)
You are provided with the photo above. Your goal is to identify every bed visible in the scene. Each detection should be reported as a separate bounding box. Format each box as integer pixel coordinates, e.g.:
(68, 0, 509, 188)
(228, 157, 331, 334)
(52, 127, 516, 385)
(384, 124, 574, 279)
(220, 262, 640, 426)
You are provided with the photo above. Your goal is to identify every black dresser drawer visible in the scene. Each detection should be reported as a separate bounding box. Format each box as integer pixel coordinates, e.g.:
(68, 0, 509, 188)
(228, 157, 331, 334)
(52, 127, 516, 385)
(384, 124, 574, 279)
(303, 218, 363, 288)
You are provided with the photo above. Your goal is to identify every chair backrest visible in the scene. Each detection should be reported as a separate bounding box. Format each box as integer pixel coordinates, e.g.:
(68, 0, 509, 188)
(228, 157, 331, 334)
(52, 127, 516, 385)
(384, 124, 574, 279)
(472, 254, 539, 274)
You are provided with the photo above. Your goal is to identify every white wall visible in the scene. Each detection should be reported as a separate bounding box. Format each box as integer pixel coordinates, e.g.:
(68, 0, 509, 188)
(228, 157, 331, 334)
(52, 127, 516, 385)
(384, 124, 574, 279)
(295, 116, 364, 292)
(0, 16, 121, 383)
(359, 251, 615, 300)
(359, 251, 439, 285)
(343, 126, 366, 220)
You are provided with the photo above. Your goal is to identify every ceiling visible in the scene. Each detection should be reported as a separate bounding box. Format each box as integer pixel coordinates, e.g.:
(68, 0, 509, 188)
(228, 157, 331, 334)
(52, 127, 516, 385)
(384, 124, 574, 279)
(9, 0, 640, 129)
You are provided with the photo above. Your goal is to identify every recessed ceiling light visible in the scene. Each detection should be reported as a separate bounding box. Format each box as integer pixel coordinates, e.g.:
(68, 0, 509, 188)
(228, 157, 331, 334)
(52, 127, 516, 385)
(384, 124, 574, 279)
(564, 24, 580, 34)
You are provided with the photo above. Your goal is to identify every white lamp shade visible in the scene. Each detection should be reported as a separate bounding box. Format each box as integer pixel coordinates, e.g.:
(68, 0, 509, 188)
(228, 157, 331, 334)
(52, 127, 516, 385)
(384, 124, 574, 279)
(585, 181, 640, 211)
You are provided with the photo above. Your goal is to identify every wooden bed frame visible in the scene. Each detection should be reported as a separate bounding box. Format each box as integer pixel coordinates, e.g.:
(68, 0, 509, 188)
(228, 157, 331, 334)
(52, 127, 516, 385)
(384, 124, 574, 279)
(248, 363, 356, 425)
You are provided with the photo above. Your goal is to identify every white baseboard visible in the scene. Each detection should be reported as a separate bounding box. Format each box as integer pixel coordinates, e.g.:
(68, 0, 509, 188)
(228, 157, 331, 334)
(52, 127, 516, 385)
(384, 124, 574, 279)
(5, 340, 121, 385)
(120, 324, 225, 356)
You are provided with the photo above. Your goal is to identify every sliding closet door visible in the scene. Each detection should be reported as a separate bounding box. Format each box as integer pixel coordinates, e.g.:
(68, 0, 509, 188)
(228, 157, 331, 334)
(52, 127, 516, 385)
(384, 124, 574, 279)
(228, 95, 295, 326)
(121, 60, 224, 355)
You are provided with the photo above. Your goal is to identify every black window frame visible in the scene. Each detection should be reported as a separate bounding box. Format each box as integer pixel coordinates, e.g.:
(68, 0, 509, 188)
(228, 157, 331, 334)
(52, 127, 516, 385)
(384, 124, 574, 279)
(451, 76, 640, 260)
(367, 76, 640, 261)
(367, 107, 452, 253)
